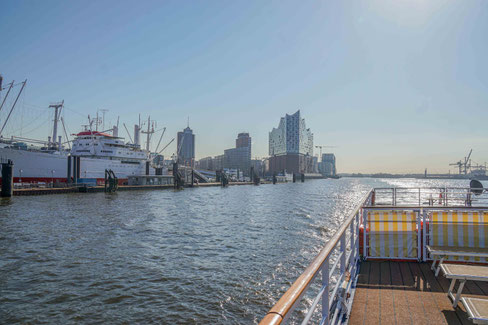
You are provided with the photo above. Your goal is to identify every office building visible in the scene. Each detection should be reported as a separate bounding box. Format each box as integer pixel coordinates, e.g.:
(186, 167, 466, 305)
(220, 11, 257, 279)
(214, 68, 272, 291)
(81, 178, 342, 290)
(223, 133, 252, 175)
(177, 126, 195, 167)
(319, 153, 337, 176)
(268, 110, 313, 174)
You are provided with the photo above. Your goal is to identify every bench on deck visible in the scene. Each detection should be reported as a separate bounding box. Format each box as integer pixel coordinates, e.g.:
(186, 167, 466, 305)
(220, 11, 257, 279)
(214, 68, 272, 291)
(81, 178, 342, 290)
(428, 246, 488, 276)
(461, 297, 488, 324)
(440, 263, 488, 308)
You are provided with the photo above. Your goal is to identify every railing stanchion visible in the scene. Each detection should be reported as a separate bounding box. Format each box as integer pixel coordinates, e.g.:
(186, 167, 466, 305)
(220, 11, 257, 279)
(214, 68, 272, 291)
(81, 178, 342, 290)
(417, 210, 421, 261)
(350, 217, 355, 264)
(340, 233, 346, 273)
(363, 209, 367, 259)
(423, 210, 427, 262)
(355, 211, 360, 258)
(321, 257, 330, 324)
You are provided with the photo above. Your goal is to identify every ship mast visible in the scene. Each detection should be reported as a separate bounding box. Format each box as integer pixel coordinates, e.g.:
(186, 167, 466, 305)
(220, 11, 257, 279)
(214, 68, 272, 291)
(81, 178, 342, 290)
(141, 116, 155, 152)
(49, 101, 64, 149)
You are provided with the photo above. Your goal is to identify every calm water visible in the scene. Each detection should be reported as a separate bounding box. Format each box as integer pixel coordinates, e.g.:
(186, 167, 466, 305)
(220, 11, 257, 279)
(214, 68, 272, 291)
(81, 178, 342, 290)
(0, 178, 474, 324)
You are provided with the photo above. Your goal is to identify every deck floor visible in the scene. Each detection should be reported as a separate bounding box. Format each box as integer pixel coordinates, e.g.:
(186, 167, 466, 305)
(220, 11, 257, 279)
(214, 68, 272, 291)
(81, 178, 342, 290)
(349, 261, 488, 325)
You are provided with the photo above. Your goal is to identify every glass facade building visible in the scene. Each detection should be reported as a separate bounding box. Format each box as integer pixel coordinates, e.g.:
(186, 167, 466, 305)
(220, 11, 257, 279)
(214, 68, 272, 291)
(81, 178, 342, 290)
(268, 110, 314, 174)
(177, 126, 195, 167)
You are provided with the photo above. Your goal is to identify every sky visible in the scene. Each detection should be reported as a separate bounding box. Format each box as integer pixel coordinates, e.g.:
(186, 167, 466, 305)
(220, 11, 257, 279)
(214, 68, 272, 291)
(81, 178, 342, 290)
(1, 0, 487, 173)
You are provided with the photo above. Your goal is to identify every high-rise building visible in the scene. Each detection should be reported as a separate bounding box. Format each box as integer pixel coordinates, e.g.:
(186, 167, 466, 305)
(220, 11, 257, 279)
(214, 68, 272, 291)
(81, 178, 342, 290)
(224, 132, 252, 175)
(177, 126, 195, 167)
(268, 110, 313, 174)
(319, 153, 336, 176)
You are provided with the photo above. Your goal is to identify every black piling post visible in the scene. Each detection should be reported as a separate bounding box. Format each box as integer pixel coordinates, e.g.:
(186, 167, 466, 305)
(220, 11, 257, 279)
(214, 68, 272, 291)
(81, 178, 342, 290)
(301, 173, 305, 182)
(1, 159, 14, 197)
(293, 173, 296, 183)
(67, 156, 72, 185)
(273, 172, 277, 184)
(173, 162, 178, 189)
(73, 156, 78, 184)
(145, 161, 150, 175)
(104, 169, 108, 192)
(191, 169, 194, 187)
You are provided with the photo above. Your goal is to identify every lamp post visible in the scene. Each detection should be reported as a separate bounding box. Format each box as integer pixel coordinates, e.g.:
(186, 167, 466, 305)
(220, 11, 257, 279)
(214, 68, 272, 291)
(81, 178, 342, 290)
(19, 169, 23, 185)
(51, 169, 55, 187)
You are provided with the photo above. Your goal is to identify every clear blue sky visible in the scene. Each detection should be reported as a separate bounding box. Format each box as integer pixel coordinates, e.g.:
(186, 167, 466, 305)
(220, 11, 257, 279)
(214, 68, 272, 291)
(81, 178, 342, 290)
(1, 0, 487, 173)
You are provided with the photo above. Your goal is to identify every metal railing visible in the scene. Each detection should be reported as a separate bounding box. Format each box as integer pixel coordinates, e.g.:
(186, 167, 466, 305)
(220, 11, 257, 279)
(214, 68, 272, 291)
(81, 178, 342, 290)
(259, 190, 373, 325)
(260, 188, 488, 324)
(372, 187, 488, 207)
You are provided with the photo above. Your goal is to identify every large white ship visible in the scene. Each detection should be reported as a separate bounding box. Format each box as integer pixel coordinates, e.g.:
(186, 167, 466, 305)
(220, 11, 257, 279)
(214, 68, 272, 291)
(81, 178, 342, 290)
(0, 80, 165, 185)
(0, 124, 162, 186)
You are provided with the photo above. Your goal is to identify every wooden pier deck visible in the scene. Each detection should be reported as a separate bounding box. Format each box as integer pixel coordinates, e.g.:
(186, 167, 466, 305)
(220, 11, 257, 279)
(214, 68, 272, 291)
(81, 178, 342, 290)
(349, 261, 488, 325)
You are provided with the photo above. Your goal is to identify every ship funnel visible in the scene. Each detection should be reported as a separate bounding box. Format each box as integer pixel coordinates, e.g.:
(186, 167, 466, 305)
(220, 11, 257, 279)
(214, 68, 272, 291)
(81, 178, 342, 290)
(113, 125, 118, 137)
(134, 124, 140, 147)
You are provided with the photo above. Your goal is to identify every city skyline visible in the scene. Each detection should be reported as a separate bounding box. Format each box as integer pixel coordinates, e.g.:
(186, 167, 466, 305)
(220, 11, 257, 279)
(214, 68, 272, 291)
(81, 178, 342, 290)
(1, 1, 487, 173)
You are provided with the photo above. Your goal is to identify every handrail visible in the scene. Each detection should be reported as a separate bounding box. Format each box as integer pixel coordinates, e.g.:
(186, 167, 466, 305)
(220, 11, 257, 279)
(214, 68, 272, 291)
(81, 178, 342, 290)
(372, 187, 488, 207)
(259, 189, 372, 325)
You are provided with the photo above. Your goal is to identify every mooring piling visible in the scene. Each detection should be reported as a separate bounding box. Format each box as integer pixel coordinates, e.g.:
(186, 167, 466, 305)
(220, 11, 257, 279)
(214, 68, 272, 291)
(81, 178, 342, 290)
(1, 159, 14, 197)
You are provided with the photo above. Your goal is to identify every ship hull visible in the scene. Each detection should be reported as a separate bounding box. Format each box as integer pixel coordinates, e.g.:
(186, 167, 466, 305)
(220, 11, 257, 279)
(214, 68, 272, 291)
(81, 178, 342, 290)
(0, 148, 153, 185)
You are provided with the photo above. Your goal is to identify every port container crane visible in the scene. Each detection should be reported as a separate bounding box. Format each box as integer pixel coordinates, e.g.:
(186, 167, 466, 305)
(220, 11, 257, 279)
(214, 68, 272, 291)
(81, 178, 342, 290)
(449, 149, 473, 175)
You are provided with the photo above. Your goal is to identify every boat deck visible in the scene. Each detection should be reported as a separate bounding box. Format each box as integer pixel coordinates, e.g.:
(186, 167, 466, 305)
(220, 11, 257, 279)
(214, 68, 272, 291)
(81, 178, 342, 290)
(349, 261, 488, 325)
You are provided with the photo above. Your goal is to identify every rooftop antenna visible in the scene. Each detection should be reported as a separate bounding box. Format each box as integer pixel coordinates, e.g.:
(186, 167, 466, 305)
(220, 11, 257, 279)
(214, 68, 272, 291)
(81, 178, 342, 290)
(187, 116, 189, 128)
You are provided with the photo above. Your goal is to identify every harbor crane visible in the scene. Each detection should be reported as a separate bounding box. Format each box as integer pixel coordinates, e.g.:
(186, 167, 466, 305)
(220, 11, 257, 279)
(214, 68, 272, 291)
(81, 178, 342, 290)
(315, 145, 337, 161)
(449, 149, 473, 175)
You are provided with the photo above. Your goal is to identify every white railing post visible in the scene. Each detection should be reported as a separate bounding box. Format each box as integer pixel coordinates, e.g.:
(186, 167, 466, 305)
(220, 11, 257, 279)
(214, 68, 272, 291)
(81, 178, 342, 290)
(340, 233, 346, 273)
(350, 217, 355, 264)
(363, 209, 367, 259)
(422, 210, 427, 262)
(322, 257, 330, 324)
(355, 211, 360, 257)
(417, 210, 421, 261)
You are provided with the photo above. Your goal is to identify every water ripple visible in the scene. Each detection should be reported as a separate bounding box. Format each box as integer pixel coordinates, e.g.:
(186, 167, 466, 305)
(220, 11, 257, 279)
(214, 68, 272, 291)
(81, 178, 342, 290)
(0, 178, 470, 323)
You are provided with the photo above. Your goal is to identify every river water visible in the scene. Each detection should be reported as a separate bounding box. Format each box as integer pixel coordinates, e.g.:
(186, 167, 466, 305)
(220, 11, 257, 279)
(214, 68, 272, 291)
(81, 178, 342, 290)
(0, 178, 475, 324)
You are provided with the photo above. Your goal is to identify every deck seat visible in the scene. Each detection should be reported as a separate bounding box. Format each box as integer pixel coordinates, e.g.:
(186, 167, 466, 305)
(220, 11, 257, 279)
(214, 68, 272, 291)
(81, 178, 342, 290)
(461, 297, 488, 324)
(440, 263, 488, 308)
(367, 210, 418, 259)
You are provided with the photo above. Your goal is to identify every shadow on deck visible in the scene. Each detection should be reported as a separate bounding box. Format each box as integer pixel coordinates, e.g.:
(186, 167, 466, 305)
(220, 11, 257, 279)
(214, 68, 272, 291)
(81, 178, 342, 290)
(349, 261, 488, 325)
